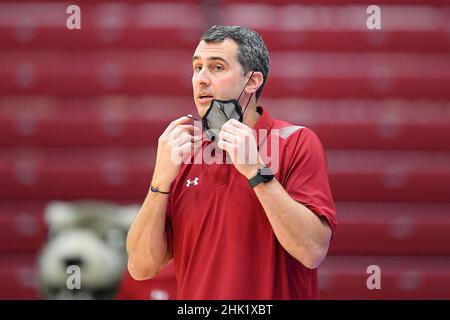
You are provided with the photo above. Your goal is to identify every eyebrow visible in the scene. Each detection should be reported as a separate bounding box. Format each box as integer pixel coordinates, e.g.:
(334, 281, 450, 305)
(192, 56, 229, 66)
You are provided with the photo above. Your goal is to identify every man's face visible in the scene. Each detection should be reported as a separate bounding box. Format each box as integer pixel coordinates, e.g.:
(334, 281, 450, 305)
(192, 39, 247, 117)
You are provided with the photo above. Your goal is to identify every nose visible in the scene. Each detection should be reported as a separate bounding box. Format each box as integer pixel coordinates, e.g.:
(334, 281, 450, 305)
(193, 67, 211, 88)
(64, 257, 83, 268)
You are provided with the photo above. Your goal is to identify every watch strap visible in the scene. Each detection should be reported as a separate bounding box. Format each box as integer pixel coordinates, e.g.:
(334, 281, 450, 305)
(248, 166, 274, 188)
(248, 173, 266, 188)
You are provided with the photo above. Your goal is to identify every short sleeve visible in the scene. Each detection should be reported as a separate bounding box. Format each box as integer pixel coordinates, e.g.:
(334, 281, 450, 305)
(282, 127, 337, 233)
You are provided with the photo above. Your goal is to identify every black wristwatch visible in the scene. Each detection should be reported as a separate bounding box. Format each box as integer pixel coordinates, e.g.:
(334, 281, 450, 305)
(248, 166, 274, 188)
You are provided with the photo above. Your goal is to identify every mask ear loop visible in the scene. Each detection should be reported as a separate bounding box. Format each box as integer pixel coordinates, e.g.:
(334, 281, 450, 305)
(240, 71, 255, 119)
(237, 70, 255, 102)
(185, 114, 200, 121)
(242, 92, 254, 120)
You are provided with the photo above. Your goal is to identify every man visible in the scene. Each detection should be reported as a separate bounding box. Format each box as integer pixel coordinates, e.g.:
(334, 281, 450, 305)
(126, 25, 337, 299)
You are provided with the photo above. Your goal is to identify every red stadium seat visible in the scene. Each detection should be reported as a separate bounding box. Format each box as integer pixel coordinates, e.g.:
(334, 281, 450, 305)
(330, 202, 450, 255)
(2, 97, 449, 150)
(223, 0, 449, 4)
(319, 256, 450, 299)
(0, 201, 47, 253)
(0, 51, 449, 98)
(2, 254, 449, 300)
(0, 96, 194, 148)
(0, 50, 193, 96)
(2, 200, 449, 256)
(2, 3, 449, 52)
(0, 149, 449, 201)
(0, 149, 156, 199)
(0, 2, 203, 50)
(0, 254, 39, 299)
(267, 99, 450, 150)
(267, 52, 450, 99)
(222, 4, 450, 52)
(327, 150, 450, 201)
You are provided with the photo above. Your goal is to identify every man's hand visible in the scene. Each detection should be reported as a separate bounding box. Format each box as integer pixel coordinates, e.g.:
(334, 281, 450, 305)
(218, 119, 264, 180)
(152, 115, 200, 190)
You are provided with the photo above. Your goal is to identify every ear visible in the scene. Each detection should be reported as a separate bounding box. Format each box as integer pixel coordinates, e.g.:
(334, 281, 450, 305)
(44, 201, 77, 231)
(115, 204, 139, 229)
(246, 71, 264, 96)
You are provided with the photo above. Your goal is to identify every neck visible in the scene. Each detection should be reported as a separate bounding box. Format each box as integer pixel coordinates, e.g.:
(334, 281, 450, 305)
(243, 102, 260, 128)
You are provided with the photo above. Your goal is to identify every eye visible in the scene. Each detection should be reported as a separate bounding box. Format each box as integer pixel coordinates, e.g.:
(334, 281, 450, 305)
(193, 65, 202, 72)
(214, 64, 224, 71)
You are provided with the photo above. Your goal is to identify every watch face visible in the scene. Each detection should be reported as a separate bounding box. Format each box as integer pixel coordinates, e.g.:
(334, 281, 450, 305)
(260, 166, 274, 177)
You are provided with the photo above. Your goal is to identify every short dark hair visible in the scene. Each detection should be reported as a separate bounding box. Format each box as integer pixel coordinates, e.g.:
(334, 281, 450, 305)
(200, 25, 270, 100)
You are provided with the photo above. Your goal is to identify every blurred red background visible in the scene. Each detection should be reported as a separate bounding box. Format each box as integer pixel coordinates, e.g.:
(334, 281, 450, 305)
(0, 0, 450, 299)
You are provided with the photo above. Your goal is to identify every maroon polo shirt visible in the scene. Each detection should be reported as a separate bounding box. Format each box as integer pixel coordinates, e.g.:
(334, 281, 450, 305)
(165, 106, 337, 299)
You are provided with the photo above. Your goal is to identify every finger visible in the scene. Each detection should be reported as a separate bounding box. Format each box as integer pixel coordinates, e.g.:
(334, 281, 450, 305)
(178, 140, 193, 152)
(171, 135, 192, 148)
(170, 124, 198, 138)
(224, 121, 258, 143)
(218, 140, 239, 162)
(218, 131, 239, 144)
(192, 134, 203, 143)
(170, 139, 193, 165)
(217, 139, 235, 156)
(226, 118, 249, 130)
(162, 115, 195, 137)
(221, 122, 246, 137)
(171, 132, 202, 148)
(177, 140, 195, 159)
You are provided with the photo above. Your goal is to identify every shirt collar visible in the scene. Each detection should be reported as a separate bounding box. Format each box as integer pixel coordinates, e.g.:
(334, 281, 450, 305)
(252, 106, 274, 147)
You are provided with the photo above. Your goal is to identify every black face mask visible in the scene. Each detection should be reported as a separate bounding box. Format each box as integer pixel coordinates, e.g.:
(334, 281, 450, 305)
(202, 71, 255, 142)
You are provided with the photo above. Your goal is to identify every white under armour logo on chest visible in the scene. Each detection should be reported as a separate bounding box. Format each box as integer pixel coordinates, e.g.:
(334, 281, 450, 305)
(186, 177, 199, 187)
